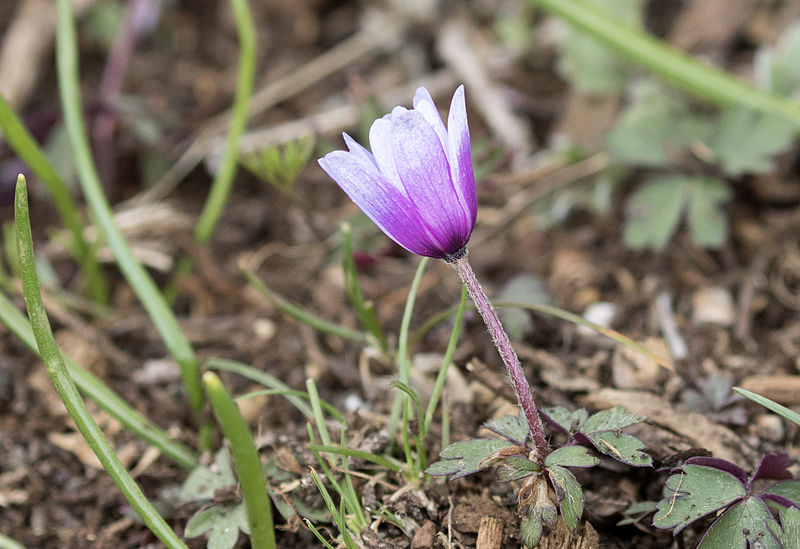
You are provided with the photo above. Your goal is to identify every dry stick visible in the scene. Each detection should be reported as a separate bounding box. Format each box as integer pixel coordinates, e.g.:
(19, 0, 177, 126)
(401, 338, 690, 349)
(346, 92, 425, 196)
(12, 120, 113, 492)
(130, 21, 399, 206)
(448, 253, 549, 461)
(437, 18, 536, 167)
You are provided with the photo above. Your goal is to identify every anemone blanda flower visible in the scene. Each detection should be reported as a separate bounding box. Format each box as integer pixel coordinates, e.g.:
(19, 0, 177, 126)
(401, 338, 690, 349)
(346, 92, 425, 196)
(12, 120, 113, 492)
(318, 85, 477, 260)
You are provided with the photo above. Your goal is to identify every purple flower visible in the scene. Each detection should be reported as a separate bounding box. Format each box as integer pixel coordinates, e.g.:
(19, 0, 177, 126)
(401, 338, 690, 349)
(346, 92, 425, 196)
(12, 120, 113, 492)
(319, 85, 477, 260)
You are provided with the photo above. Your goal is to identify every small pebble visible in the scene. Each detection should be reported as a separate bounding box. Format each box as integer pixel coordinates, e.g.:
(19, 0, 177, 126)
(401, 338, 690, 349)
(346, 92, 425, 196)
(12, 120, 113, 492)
(692, 287, 735, 326)
(411, 521, 437, 549)
(755, 414, 784, 443)
(579, 301, 616, 336)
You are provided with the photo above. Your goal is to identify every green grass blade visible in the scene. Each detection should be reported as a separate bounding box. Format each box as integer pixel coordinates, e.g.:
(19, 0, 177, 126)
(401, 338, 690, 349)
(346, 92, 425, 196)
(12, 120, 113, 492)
(0, 291, 197, 469)
(388, 258, 428, 441)
(206, 358, 320, 420)
(15, 175, 188, 549)
(340, 223, 387, 349)
(203, 372, 275, 549)
(306, 444, 402, 473)
(194, 0, 256, 243)
(0, 533, 27, 549)
(242, 268, 368, 343)
(0, 93, 108, 304)
(424, 285, 467, 434)
(733, 387, 800, 427)
(55, 0, 204, 428)
(303, 519, 337, 549)
(413, 300, 672, 370)
(533, 0, 800, 126)
(236, 388, 346, 424)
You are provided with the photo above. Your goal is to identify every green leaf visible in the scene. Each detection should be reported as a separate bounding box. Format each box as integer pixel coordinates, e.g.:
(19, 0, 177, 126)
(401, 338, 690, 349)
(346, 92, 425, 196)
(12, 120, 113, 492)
(185, 502, 249, 549)
(484, 412, 529, 445)
(697, 497, 781, 549)
(547, 465, 584, 530)
(519, 477, 557, 547)
(180, 449, 236, 503)
(608, 80, 713, 167)
(581, 406, 645, 432)
(496, 457, 541, 482)
(778, 506, 800, 549)
(556, 0, 643, 94)
(763, 480, 800, 507)
(685, 177, 732, 249)
(544, 406, 588, 434)
(625, 176, 731, 250)
(624, 176, 689, 249)
(585, 431, 651, 466)
(653, 464, 746, 533)
(755, 21, 800, 99)
(707, 107, 796, 176)
(544, 445, 600, 468)
(733, 387, 800, 427)
(520, 508, 544, 548)
(425, 439, 515, 480)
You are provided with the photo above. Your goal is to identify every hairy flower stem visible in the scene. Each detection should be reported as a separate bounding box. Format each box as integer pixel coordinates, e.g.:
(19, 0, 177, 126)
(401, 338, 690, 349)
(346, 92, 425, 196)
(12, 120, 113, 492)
(449, 253, 549, 460)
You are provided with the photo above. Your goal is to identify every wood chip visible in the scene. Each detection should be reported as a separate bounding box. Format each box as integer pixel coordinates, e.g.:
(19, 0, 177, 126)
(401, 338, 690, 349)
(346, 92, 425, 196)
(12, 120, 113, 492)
(476, 515, 504, 549)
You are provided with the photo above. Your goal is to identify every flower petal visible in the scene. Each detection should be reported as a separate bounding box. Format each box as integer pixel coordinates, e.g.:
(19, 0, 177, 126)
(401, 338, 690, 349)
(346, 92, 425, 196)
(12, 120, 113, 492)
(390, 110, 472, 255)
(342, 133, 377, 170)
(412, 87, 449, 158)
(447, 84, 477, 227)
(368, 116, 405, 195)
(318, 151, 444, 257)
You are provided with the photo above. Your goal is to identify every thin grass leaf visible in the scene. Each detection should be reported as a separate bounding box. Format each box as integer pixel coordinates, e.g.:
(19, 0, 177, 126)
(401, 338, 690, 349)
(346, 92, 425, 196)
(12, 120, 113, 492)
(194, 0, 256, 243)
(413, 300, 672, 370)
(0, 93, 108, 304)
(733, 387, 800, 427)
(389, 258, 428, 442)
(203, 372, 275, 549)
(55, 0, 206, 437)
(306, 445, 402, 473)
(424, 285, 467, 434)
(235, 388, 345, 424)
(532, 0, 800, 126)
(242, 268, 368, 343)
(0, 532, 27, 549)
(340, 222, 387, 349)
(303, 519, 337, 549)
(14, 175, 188, 549)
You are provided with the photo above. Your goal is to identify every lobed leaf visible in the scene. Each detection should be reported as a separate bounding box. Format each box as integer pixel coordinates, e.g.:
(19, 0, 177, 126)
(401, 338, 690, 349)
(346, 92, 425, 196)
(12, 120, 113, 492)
(581, 406, 645, 433)
(707, 107, 796, 176)
(777, 506, 800, 549)
(763, 480, 800, 508)
(696, 497, 780, 549)
(185, 502, 249, 549)
(544, 445, 600, 469)
(543, 406, 587, 435)
(653, 464, 746, 534)
(483, 412, 529, 445)
(496, 457, 541, 482)
(547, 464, 584, 530)
(425, 439, 514, 480)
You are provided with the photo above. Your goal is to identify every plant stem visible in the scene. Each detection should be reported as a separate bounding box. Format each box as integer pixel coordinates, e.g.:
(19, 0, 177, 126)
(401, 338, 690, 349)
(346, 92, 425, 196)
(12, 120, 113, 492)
(449, 253, 549, 460)
(532, 0, 800, 126)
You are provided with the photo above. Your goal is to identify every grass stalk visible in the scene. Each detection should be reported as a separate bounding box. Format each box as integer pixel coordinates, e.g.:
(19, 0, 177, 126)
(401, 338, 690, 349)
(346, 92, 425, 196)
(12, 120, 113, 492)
(55, 0, 206, 437)
(533, 0, 800, 126)
(388, 258, 428, 442)
(203, 372, 275, 549)
(194, 0, 256, 243)
(0, 93, 108, 304)
(15, 175, 188, 549)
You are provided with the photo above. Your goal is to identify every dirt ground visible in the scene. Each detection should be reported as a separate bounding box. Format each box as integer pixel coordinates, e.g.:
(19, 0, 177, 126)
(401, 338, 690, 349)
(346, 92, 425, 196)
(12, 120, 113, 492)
(1, 0, 800, 547)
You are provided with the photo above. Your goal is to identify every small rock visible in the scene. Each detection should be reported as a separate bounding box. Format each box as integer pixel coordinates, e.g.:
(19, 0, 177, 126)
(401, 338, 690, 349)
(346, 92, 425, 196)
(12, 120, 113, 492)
(692, 287, 735, 326)
(411, 521, 437, 549)
(579, 302, 616, 336)
(755, 414, 785, 443)
(612, 338, 667, 390)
